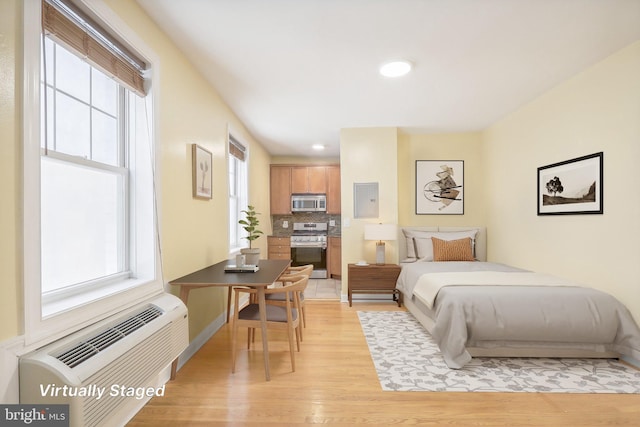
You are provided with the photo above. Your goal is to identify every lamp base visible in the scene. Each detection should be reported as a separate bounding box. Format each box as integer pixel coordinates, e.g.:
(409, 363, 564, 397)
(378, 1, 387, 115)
(375, 241, 386, 265)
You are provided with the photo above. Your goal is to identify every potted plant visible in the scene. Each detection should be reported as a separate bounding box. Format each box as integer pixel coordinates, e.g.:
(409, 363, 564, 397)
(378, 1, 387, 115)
(239, 204, 263, 265)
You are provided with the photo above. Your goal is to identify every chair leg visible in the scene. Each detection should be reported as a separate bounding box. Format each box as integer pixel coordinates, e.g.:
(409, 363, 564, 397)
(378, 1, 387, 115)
(247, 328, 253, 349)
(231, 318, 238, 374)
(295, 325, 301, 351)
(301, 304, 307, 328)
(287, 323, 296, 372)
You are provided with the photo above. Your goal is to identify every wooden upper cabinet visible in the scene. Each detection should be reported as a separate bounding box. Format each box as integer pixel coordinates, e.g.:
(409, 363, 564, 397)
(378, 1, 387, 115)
(291, 166, 326, 194)
(326, 166, 341, 214)
(270, 166, 292, 215)
(270, 164, 340, 215)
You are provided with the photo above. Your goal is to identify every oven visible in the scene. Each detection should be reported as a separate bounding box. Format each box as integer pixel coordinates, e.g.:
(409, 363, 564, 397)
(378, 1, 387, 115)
(290, 222, 328, 279)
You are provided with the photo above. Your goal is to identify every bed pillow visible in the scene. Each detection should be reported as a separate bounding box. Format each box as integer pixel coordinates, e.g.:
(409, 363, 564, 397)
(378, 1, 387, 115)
(413, 229, 478, 261)
(432, 237, 475, 261)
(402, 228, 439, 259)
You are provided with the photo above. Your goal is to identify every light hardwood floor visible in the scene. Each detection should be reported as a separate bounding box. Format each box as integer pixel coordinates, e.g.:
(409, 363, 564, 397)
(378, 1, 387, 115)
(128, 301, 640, 426)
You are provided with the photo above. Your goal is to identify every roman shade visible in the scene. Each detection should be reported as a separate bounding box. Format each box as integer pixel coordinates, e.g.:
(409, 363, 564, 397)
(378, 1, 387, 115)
(42, 0, 148, 96)
(229, 135, 246, 161)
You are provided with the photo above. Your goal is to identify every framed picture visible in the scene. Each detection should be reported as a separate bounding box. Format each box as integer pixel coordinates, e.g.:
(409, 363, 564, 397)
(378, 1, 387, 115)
(415, 160, 464, 214)
(537, 152, 603, 215)
(192, 144, 212, 199)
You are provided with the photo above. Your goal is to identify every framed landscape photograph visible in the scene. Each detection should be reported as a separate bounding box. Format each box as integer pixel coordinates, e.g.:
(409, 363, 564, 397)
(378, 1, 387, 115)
(192, 144, 212, 199)
(415, 160, 464, 215)
(537, 152, 603, 215)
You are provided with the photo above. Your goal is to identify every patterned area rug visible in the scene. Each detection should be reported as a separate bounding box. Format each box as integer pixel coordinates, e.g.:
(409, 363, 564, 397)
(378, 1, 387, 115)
(358, 311, 640, 393)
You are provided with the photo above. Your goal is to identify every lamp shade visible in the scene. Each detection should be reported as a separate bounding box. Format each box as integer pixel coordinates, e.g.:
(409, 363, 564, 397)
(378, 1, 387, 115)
(364, 223, 397, 241)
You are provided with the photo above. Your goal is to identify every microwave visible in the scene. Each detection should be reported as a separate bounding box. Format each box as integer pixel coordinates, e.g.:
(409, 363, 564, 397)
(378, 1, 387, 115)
(291, 194, 327, 212)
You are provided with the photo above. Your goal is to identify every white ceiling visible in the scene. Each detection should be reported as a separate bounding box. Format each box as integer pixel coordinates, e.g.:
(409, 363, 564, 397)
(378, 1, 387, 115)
(136, 0, 640, 158)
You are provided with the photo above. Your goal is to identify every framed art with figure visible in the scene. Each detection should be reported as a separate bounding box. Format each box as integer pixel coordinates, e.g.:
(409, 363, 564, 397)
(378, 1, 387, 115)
(192, 144, 212, 199)
(416, 160, 464, 215)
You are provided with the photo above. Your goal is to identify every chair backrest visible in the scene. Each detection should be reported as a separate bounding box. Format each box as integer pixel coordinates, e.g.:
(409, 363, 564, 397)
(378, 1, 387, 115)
(288, 264, 314, 277)
(278, 265, 313, 284)
(266, 274, 308, 295)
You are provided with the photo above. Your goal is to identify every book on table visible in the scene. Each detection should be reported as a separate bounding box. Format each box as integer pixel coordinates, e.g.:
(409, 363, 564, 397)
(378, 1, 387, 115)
(224, 265, 260, 273)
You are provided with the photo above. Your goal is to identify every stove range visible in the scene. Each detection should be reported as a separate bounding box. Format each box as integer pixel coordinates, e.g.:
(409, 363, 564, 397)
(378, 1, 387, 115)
(290, 222, 328, 278)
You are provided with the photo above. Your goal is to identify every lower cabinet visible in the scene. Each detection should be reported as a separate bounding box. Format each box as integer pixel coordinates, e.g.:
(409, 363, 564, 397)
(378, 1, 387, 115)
(329, 236, 341, 279)
(267, 236, 291, 260)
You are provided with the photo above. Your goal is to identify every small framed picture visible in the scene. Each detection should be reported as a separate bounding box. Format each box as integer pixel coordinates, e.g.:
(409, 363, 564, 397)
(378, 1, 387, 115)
(537, 152, 603, 215)
(415, 160, 464, 214)
(192, 144, 212, 199)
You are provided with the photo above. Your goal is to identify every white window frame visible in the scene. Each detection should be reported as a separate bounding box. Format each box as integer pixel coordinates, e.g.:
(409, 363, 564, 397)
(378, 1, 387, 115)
(228, 132, 248, 254)
(22, 0, 163, 347)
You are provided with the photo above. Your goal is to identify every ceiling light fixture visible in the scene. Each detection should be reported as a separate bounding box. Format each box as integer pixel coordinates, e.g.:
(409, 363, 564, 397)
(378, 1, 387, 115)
(379, 60, 412, 78)
(312, 144, 325, 151)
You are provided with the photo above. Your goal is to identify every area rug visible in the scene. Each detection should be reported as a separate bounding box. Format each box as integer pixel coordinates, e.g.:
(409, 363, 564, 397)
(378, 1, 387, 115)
(358, 311, 640, 393)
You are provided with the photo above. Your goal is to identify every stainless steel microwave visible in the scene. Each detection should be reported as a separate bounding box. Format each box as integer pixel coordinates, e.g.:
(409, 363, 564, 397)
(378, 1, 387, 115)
(291, 194, 326, 212)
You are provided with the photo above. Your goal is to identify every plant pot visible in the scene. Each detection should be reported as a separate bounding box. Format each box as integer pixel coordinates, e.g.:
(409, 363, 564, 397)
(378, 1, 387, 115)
(240, 248, 261, 266)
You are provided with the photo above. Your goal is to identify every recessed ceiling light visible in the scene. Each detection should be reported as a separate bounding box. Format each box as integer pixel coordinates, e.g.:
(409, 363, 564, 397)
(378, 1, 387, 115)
(379, 60, 412, 78)
(312, 144, 325, 151)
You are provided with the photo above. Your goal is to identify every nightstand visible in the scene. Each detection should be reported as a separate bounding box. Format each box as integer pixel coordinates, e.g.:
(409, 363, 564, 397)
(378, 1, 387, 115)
(348, 263, 402, 307)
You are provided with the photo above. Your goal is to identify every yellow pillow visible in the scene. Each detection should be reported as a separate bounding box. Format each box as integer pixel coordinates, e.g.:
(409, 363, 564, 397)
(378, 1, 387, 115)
(432, 237, 474, 261)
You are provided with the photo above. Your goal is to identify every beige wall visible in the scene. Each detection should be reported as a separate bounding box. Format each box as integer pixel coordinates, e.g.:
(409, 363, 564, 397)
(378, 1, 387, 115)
(483, 41, 640, 322)
(397, 131, 486, 227)
(104, 0, 272, 340)
(339, 128, 399, 286)
(3, 0, 640, 349)
(0, 0, 272, 344)
(0, 0, 21, 341)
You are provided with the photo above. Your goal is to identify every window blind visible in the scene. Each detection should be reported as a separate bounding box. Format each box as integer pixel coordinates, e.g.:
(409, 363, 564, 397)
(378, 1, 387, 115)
(42, 0, 148, 96)
(229, 136, 246, 161)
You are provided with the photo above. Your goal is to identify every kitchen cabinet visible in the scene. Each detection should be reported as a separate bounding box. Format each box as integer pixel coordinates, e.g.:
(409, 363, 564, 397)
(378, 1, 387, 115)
(291, 166, 326, 194)
(270, 164, 340, 215)
(270, 166, 292, 215)
(326, 166, 341, 214)
(267, 236, 291, 260)
(328, 236, 341, 279)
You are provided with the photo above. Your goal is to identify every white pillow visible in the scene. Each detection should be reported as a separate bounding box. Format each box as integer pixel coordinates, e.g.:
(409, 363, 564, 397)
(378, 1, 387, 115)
(402, 228, 439, 259)
(413, 230, 478, 261)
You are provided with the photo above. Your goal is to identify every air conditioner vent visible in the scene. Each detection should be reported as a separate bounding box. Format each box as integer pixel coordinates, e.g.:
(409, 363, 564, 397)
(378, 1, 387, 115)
(54, 306, 163, 368)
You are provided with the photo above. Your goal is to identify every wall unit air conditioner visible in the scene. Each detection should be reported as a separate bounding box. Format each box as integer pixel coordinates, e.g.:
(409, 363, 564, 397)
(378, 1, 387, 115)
(20, 293, 188, 427)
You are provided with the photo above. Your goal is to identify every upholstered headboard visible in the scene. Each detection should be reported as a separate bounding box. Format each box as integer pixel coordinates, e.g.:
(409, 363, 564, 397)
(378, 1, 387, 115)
(397, 226, 487, 262)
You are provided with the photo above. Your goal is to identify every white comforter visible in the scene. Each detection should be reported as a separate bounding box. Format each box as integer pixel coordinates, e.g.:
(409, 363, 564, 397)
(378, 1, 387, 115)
(413, 271, 579, 309)
(397, 262, 640, 369)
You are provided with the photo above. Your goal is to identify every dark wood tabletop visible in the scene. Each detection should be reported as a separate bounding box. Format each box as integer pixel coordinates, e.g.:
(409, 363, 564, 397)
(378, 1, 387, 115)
(169, 259, 291, 287)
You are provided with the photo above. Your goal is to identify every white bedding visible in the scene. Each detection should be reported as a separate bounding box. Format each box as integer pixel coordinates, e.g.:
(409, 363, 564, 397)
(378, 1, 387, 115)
(412, 271, 579, 309)
(397, 261, 640, 369)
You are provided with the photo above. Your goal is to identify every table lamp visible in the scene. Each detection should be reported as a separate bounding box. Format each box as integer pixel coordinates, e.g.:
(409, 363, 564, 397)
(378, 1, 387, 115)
(364, 223, 397, 265)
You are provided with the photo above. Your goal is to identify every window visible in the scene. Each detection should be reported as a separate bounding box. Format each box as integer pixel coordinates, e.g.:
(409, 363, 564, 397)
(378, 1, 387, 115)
(23, 0, 160, 346)
(41, 37, 129, 297)
(229, 136, 248, 252)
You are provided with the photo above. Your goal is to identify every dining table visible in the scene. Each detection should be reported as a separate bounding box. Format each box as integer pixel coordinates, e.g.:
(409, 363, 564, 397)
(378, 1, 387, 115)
(169, 258, 291, 381)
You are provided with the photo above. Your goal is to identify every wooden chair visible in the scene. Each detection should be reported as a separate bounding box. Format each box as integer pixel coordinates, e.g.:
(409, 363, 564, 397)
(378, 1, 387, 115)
(231, 275, 308, 376)
(267, 264, 313, 332)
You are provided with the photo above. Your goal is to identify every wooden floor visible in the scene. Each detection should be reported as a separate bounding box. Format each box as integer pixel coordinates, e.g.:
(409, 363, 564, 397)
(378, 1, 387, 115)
(128, 301, 640, 426)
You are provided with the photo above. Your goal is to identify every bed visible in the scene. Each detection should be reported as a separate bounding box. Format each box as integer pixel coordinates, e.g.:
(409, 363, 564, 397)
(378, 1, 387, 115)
(396, 226, 640, 369)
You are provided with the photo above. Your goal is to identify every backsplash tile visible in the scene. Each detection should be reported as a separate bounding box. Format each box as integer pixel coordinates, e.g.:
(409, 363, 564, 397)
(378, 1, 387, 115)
(272, 213, 341, 237)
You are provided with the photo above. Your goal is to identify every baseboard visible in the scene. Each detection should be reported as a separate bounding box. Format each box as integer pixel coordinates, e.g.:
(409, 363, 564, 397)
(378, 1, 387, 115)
(175, 313, 226, 372)
(174, 293, 248, 372)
